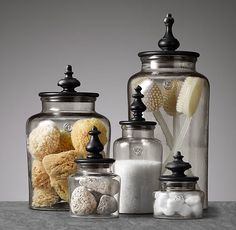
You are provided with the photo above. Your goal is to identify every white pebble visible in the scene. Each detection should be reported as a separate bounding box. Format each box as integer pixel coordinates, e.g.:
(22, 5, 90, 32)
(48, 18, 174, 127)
(177, 203, 192, 217)
(97, 195, 118, 215)
(70, 186, 97, 215)
(191, 203, 203, 218)
(185, 195, 201, 206)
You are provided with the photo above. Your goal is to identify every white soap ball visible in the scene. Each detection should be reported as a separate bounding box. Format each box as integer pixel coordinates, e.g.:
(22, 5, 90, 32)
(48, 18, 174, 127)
(185, 195, 201, 206)
(154, 192, 169, 209)
(153, 199, 163, 216)
(167, 196, 185, 212)
(191, 203, 203, 218)
(177, 203, 192, 217)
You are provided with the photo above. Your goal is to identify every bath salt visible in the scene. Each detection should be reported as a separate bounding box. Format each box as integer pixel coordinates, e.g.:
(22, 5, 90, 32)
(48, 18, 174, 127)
(114, 160, 162, 213)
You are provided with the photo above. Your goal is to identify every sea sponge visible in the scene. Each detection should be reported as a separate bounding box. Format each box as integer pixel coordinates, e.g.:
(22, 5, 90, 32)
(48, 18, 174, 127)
(50, 178, 69, 202)
(32, 187, 59, 207)
(163, 80, 182, 116)
(28, 120, 60, 160)
(42, 150, 79, 179)
(56, 130, 74, 153)
(32, 160, 50, 188)
(71, 118, 107, 157)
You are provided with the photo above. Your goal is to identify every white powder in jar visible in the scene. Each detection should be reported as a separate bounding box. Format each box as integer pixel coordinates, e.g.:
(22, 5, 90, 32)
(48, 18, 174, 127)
(114, 160, 162, 214)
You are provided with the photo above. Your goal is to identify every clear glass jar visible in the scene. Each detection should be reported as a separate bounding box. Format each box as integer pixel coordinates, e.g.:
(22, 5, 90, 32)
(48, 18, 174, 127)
(26, 65, 110, 210)
(68, 126, 120, 218)
(127, 14, 209, 208)
(153, 152, 204, 219)
(113, 86, 163, 214)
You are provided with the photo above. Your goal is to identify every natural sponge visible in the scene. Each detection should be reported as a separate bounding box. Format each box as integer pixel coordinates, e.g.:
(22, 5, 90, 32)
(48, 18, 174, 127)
(32, 187, 59, 207)
(32, 160, 50, 188)
(28, 120, 60, 160)
(56, 130, 74, 153)
(71, 118, 107, 157)
(50, 178, 69, 202)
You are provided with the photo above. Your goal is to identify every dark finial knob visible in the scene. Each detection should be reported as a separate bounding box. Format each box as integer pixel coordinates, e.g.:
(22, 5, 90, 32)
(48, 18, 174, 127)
(166, 151, 191, 177)
(130, 85, 146, 121)
(57, 65, 81, 92)
(86, 126, 104, 159)
(158, 13, 180, 51)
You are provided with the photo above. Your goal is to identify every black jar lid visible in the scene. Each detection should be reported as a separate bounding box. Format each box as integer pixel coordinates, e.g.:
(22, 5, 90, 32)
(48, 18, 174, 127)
(160, 152, 199, 182)
(119, 85, 156, 126)
(75, 126, 115, 168)
(39, 65, 99, 101)
(138, 14, 199, 58)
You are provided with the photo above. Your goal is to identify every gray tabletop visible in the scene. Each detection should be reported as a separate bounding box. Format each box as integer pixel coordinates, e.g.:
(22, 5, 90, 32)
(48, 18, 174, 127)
(0, 202, 235, 230)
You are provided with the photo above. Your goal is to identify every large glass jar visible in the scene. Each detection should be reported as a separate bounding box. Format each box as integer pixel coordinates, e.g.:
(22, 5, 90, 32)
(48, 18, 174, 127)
(128, 14, 209, 208)
(69, 126, 120, 218)
(26, 65, 110, 210)
(113, 86, 163, 214)
(153, 152, 204, 219)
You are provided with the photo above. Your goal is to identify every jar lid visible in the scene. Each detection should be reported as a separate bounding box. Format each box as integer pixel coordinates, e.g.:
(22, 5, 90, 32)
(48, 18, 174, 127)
(138, 14, 199, 58)
(75, 126, 115, 167)
(39, 65, 99, 101)
(160, 152, 199, 182)
(119, 85, 156, 126)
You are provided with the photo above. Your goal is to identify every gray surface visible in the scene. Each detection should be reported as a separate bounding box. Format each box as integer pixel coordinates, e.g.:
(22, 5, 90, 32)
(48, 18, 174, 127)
(0, 202, 235, 230)
(1, 0, 236, 202)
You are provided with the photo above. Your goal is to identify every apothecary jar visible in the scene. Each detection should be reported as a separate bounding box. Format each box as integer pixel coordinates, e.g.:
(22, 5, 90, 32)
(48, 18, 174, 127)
(128, 14, 209, 208)
(26, 65, 110, 210)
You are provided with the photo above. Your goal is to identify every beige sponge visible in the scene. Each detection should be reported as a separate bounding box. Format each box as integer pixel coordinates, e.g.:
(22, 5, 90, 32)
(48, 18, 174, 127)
(32, 187, 59, 207)
(50, 178, 69, 202)
(71, 118, 107, 157)
(56, 130, 74, 153)
(32, 160, 50, 189)
(28, 120, 60, 160)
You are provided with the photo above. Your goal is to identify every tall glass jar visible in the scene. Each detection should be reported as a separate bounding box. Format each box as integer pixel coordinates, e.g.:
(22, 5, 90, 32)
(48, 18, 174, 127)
(127, 14, 209, 208)
(26, 65, 110, 210)
(69, 127, 120, 218)
(113, 86, 163, 214)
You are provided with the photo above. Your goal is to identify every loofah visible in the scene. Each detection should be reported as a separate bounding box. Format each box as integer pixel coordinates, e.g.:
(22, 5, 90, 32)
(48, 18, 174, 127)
(56, 130, 74, 153)
(71, 118, 107, 157)
(32, 160, 50, 189)
(163, 80, 182, 116)
(176, 77, 204, 117)
(28, 120, 60, 160)
(32, 187, 59, 207)
(42, 150, 79, 179)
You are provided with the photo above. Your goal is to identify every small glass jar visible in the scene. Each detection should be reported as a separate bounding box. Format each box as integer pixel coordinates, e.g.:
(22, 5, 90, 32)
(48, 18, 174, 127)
(127, 14, 209, 208)
(153, 152, 204, 219)
(69, 127, 120, 218)
(113, 86, 162, 214)
(26, 65, 110, 210)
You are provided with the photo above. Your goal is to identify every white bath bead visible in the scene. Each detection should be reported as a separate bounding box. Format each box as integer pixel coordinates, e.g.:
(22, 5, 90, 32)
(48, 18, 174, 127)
(166, 196, 185, 212)
(177, 203, 192, 217)
(185, 195, 201, 206)
(97, 195, 118, 215)
(191, 203, 203, 218)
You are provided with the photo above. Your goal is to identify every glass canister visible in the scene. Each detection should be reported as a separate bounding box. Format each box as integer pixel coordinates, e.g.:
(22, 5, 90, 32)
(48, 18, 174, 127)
(153, 152, 204, 219)
(127, 14, 209, 208)
(113, 86, 163, 214)
(69, 126, 120, 218)
(26, 65, 110, 210)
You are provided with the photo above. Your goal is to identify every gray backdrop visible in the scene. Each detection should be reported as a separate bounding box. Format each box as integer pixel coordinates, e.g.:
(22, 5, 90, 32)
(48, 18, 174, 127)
(0, 0, 235, 201)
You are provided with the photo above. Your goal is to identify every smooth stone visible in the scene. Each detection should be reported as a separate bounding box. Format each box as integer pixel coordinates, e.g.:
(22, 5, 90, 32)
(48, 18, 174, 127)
(97, 195, 118, 215)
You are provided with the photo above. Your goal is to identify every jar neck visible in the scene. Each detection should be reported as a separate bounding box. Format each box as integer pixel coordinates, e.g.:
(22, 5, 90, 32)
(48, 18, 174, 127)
(122, 125, 155, 138)
(140, 55, 197, 72)
(161, 181, 196, 191)
(79, 165, 112, 174)
(41, 100, 95, 113)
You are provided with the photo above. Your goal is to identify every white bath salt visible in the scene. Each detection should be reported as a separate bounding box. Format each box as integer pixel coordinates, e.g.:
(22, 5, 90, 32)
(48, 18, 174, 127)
(114, 160, 162, 213)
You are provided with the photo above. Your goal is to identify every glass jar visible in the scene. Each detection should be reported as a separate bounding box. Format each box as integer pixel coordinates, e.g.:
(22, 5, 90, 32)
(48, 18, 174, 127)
(26, 65, 110, 210)
(113, 86, 162, 214)
(153, 152, 204, 219)
(127, 14, 209, 208)
(69, 126, 120, 218)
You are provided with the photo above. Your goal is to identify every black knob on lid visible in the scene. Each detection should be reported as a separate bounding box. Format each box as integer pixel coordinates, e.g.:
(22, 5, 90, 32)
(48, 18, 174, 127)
(130, 85, 146, 121)
(158, 13, 180, 51)
(57, 65, 81, 92)
(86, 126, 104, 159)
